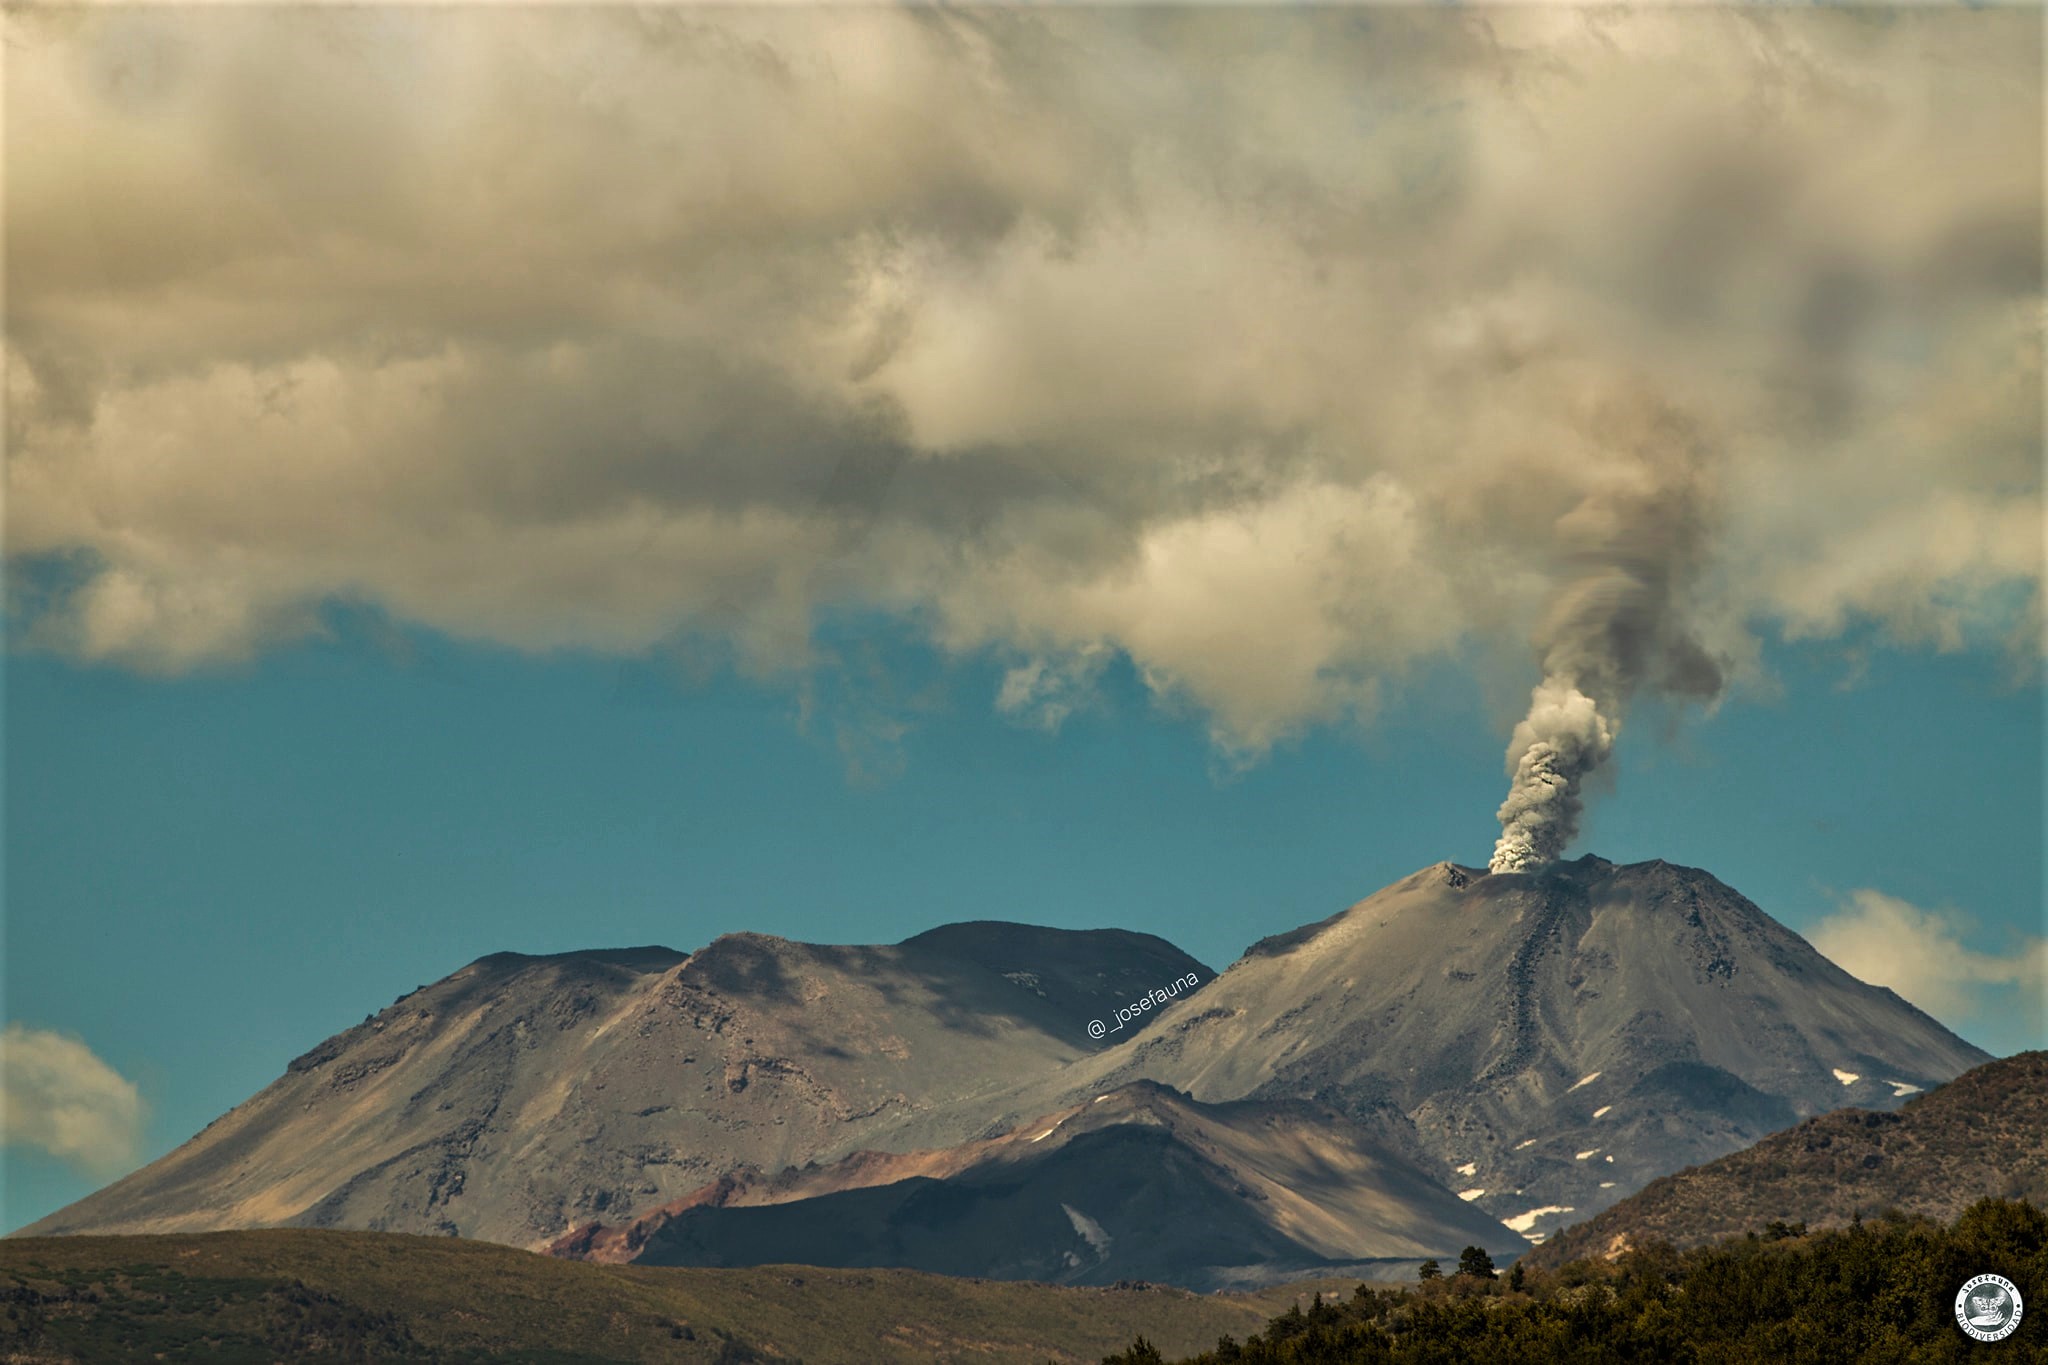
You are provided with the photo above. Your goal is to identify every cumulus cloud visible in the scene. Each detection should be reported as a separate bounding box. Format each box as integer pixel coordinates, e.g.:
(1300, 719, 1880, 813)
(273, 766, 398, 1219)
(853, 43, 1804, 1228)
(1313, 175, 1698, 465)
(1808, 891, 2048, 1045)
(6, 6, 2040, 764)
(0, 1024, 147, 1177)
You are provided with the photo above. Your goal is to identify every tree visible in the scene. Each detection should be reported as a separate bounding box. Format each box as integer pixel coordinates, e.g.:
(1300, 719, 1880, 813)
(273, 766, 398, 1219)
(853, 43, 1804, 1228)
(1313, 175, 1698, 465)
(1458, 1246, 1498, 1279)
(1508, 1261, 1525, 1292)
(1418, 1258, 1442, 1281)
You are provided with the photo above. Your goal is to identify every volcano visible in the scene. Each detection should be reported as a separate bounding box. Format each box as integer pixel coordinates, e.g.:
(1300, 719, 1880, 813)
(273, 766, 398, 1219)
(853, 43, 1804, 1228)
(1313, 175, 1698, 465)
(17, 857, 1990, 1257)
(943, 855, 1991, 1242)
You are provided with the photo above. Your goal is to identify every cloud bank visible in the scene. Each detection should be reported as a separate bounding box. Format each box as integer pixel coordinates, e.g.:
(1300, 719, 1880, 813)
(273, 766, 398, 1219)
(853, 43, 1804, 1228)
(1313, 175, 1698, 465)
(1809, 891, 2047, 1050)
(8, 7, 2041, 764)
(0, 1024, 147, 1177)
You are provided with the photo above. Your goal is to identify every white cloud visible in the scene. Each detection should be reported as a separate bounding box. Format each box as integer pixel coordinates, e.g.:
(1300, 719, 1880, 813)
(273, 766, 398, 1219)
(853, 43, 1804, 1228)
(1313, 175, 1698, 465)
(0, 1025, 147, 1178)
(5, 6, 2038, 755)
(1808, 890, 2048, 1044)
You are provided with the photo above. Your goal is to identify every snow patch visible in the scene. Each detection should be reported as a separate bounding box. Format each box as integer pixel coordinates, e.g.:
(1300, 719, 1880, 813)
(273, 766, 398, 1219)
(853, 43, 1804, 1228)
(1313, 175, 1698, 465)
(1458, 1188, 1487, 1202)
(1600, 1181, 1617, 1189)
(1566, 1071, 1602, 1093)
(1576, 1149, 1600, 1160)
(1832, 1068, 1861, 1086)
(1604, 1155, 1615, 1163)
(1505, 1205, 1575, 1235)
(1592, 1105, 1612, 1119)
(1455, 1162, 1478, 1177)
(1514, 1139, 1538, 1151)
(1887, 1080, 1922, 1097)
(1030, 1127, 1058, 1142)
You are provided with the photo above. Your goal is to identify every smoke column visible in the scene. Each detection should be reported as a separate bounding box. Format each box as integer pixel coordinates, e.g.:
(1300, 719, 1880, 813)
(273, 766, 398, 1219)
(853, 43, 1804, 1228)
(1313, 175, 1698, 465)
(1489, 678, 1615, 873)
(1486, 398, 1723, 875)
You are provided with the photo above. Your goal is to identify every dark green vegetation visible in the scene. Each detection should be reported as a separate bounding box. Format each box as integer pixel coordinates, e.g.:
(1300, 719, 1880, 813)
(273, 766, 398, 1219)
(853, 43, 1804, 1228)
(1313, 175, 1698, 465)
(1531, 1051, 2048, 1269)
(0, 1228, 1337, 1364)
(1102, 1199, 2047, 1364)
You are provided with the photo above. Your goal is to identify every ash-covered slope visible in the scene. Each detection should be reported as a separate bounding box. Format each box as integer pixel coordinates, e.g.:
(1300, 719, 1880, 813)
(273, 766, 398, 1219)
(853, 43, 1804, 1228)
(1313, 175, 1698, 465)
(22, 856, 1991, 1260)
(1525, 1050, 2048, 1267)
(17, 925, 1209, 1247)
(964, 856, 1991, 1243)
(554, 1080, 1522, 1291)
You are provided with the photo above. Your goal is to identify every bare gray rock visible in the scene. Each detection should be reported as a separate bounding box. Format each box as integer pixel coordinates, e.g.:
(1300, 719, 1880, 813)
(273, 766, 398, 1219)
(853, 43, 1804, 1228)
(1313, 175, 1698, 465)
(17, 926, 1210, 1247)
(19, 857, 1990, 1261)
(563, 1080, 1525, 1291)
(974, 856, 1990, 1244)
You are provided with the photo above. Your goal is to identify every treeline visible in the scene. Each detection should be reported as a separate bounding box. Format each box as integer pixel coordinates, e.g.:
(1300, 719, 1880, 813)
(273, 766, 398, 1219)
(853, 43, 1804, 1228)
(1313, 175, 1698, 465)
(1102, 1198, 2046, 1364)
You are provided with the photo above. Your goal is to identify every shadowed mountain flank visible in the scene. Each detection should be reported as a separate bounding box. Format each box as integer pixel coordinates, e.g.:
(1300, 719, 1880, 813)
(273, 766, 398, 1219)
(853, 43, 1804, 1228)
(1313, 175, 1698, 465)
(552, 1081, 1523, 1291)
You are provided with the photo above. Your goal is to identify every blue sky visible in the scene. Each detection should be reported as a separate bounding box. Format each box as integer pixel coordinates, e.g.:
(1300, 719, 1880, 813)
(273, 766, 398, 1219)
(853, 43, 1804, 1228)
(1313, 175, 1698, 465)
(5, 611, 2041, 1231)
(4, 7, 2042, 1234)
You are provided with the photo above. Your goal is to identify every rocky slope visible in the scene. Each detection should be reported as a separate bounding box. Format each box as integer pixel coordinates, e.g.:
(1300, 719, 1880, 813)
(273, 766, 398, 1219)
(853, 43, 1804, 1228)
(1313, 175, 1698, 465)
(1525, 1050, 2048, 1267)
(19, 856, 1993, 1259)
(17, 925, 1210, 1247)
(551, 1080, 1523, 1290)
(949, 857, 1992, 1243)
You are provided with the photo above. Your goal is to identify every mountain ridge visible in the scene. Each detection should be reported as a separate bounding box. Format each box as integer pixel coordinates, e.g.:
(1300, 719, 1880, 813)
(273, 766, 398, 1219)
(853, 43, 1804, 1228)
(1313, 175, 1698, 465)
(18, 921, 1212, 1246)
(1524, 1049, 2048, 1267)
(17, 857, 1992, 1260)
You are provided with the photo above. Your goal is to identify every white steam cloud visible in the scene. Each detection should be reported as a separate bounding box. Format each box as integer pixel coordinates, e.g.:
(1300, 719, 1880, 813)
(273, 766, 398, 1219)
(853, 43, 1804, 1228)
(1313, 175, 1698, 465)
(1807, 891, 2047, 1049)
(0, 1024, 147, 1179)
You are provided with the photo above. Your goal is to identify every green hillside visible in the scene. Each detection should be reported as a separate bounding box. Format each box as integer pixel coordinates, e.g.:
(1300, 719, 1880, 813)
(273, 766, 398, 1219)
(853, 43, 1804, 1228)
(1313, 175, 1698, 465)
(0, 1228, 1338, 1364)
(1101, 1198, 2048, 1364)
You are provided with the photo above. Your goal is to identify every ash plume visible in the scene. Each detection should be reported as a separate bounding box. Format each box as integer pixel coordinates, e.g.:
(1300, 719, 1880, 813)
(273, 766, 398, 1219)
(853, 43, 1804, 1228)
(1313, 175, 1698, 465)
(1489, 680, 1615, 873)
(1488, 398, 1725, 874)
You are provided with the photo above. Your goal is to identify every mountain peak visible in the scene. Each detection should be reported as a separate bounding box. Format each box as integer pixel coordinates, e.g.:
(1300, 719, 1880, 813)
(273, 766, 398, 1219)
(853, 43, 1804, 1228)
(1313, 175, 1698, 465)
(1060, 854, 1991, 1245)
(21, 918, 1211, 1247)
(899, 919, 1190, 960)
(468, 945, 687, 973)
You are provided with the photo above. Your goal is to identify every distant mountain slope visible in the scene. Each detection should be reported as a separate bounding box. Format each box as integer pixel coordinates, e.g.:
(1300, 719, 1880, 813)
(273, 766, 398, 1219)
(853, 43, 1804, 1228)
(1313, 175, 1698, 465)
(17, 925, 1210, 1247)
(552, 1080, 1522, 1291)
(1525, 1050, 2048, 1267)
(0, 1228, 1342, 1365)
(19, 856, 1992, 1261)
(955, 857, 1991, 1242)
